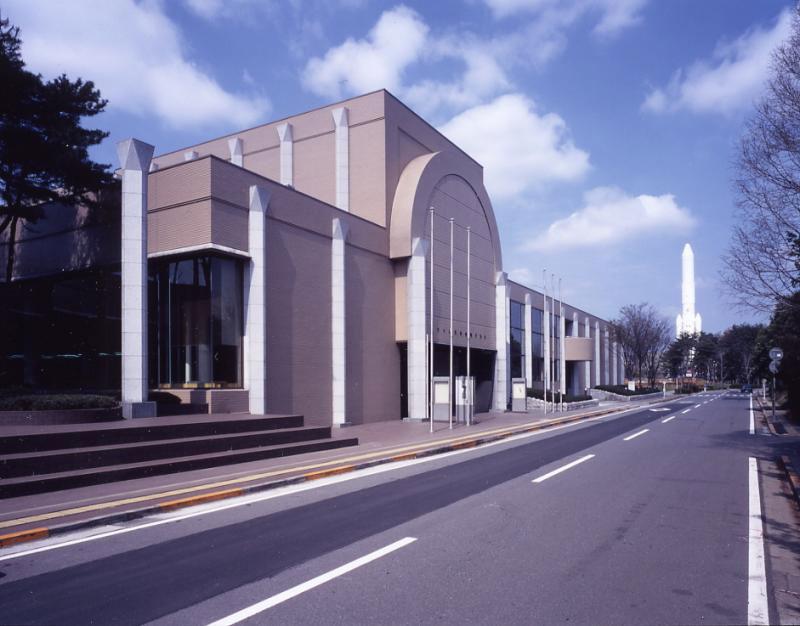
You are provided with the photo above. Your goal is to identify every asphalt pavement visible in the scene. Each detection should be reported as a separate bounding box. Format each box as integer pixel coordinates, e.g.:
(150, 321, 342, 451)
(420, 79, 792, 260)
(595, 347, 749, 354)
(0, 391, 785, 625)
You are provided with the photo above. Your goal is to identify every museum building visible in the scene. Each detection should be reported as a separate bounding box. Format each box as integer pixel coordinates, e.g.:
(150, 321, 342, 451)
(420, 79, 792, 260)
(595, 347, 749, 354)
(1, 90, 624, 424)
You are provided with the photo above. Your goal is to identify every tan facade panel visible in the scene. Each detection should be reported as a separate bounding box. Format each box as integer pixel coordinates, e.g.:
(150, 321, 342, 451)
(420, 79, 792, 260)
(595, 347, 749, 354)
(564, 336, 593, 361)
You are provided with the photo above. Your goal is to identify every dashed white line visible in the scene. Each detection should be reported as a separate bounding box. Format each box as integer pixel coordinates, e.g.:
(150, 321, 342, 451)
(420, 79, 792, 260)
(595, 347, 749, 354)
(207, 537, 417, 626)
(532, 454, 595, 483)
(661, 415, 676, 423)
(681, 409, 691, 415)
(694, 404, 702, 409)
(623, 429, 649, 441)
(748, 458, 769, 625)
(749, 395, 755, 435)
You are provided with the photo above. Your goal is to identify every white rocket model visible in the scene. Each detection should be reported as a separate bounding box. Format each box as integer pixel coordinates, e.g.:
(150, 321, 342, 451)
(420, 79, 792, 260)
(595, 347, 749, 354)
(676, 243, 702, 337)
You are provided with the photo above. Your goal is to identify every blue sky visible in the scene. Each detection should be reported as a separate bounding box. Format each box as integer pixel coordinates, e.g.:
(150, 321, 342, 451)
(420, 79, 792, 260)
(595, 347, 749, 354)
(4, 0, 795, 331)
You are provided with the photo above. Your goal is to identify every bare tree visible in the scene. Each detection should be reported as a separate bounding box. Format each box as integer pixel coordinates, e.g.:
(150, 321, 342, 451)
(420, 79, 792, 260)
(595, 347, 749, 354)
(723, 7, 800, 311)
(611, 303, 671, 387)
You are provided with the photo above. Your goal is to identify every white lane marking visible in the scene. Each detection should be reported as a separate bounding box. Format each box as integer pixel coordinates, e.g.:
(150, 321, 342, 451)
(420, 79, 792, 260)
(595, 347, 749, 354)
(681, 409, 691, 415)
(749, 395, 754, 435)
(649, 408, 669, 412)
(532, 454, 595, 483)
(661, 415, 676, 423)
(748, 458, 769, 625)
(206, 537, 417, 626)
(694, 404, 702, 409)
(0, 410, 630, 561)
(623, 429, 649, 441)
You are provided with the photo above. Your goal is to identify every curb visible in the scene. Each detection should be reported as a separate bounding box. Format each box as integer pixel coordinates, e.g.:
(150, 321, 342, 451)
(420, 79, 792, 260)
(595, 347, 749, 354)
(778, 455, 800, 510)
(755, 396, 781, 436)
(0, 397, 677, 550)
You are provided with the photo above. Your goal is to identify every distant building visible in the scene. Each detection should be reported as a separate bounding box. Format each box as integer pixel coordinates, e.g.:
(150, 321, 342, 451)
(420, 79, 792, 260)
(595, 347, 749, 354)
(676, 243, 702, 337)
(1, 90, 624, 423)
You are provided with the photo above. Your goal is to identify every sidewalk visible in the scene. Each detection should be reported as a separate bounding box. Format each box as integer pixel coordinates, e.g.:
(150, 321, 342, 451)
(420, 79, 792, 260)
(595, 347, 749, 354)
(0, 398, 662, 547)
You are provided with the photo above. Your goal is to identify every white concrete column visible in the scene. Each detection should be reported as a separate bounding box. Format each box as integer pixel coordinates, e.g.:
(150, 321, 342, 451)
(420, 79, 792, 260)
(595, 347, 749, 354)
(247, 185, 270, 415)
(228, 137, 243, 167)
(276, 123, 293, 186)
(184, 150, 198, 161)
(524, 293, 533, 387)
(584, 316, 591, 391)
(611, 341, 619, 385)
(331, 107, 349, 211)
(332, 218, 349, 426)
(571, 312, 578, 337)
(118, 138, 155, 419)
(594, 320, 600, 387)
(407, 237, 429, 420)
(603, 327, 610, 385)
(493, 272, 509, 411)
(543, 299, 550, 395)
(559, 310, 566, 395)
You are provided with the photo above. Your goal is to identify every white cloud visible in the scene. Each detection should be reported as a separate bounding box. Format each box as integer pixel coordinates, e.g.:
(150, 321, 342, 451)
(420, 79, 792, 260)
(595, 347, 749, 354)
(508, 267, 533, 285)
(302, 5, 428, 99)
(438, 94, 590, 199)
(484, 0, 647, 38)
(527, 186, 695, 251)
(5, 0, 269, 129)
(643, 9, 793, 115)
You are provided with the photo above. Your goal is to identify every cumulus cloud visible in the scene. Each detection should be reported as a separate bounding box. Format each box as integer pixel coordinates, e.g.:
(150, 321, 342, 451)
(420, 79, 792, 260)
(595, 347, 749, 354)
(643, 9, 792, 115)
(302, 5, 428, 99)
(5, 0, 269, 129)
(527, 186, 695, 251)
(484, 0, 648, 38)
(439, 94, 590, 199)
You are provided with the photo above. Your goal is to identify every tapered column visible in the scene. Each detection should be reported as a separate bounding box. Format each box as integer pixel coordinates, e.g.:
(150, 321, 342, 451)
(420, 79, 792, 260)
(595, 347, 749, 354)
(611, 341, 618, 385)
(247, 186, 270, 415)
(331, 107, 349, 211)
(524, 293, 533, 387)
(584, 316, 591, 391)
(407, 237, 429, 420)
(277, 123, 293, 186)
(332, 218, 349, 426)
(228, 137, 243, 167)
(603, 327, 610, 385)
(594, 321, 600, 386)
(493, 272, 509, 410)
(118, 138, 155, 419)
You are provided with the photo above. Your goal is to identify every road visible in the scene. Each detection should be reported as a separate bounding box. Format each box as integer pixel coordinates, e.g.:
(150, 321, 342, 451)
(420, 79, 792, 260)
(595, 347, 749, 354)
(0, 391, 781, 625)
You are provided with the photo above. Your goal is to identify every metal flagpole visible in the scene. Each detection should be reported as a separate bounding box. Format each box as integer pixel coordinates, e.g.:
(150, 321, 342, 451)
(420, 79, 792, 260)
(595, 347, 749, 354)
(449, 217, 454, 430)
(559, 277, 563, 413)
(429, 207, 434, 433)
(551, 273, 556, 412)
(466, 226, 471, 426)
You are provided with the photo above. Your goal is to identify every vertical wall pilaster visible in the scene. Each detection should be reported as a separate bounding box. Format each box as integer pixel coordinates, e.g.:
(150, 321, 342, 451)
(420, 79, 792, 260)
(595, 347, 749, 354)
(543, 298, 551, 395)
(584, 316, 591, 391)
(247, 186, 270, 415)
(407, 237, 429, 420)
(228, 137, 243, 167)
(118, 138, 155, 419)
(331, 107, 349, 211)
(524, 293, 533, 387)
(559, 310, 566, 395)
(611, 341, 619, 385)
(594, 321, 600, 387)
(603, 327, 610, 385)
(493, 272, 509, 411)
(184, 150, 198, 161)
(276, 123, 293, 186)
(331, 218, 349, 426)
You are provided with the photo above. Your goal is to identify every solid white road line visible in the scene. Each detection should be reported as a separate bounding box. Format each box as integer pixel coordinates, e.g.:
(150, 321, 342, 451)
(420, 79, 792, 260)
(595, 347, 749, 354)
(749, 395, 755, 435)
(661, 415, 676, 423)
(748, 458, 769, 625)
(206, 537, 417, 626)
(623, 429, 649, 441)
(532, 454, 595, 483)
(681, 409, 691, 415)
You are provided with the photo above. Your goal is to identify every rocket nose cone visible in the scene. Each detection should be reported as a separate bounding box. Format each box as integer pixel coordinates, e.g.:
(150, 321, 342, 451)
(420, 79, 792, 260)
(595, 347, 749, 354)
(683, 243, 693, 256)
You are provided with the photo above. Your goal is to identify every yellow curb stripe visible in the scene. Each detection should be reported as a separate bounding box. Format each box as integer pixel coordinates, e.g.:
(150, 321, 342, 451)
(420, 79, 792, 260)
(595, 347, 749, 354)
(391, 453, 418, 462)
(0, 404, 634, 532)
(304, 466, 355, 481)
(158, 488, 244, 512)
(451, 440, 478, 450)
(0, 527, 49, 548)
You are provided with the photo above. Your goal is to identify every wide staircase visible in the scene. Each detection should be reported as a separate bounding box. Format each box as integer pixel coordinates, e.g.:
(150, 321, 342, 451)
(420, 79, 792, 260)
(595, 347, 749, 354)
(0, 414, 358, 499)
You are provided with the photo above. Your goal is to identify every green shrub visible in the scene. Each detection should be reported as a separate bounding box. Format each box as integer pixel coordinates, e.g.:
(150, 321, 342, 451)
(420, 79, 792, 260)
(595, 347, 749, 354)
(0, 394, 118, 411)
(595, 384, 659, 396)
(526, 389, 592, 403)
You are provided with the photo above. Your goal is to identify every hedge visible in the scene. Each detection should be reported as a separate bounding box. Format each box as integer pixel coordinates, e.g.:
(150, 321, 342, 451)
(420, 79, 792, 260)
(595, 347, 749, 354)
(594, 384, 659, 396)
(0, 394, 118, 411)
(527, 389, 592, 403)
